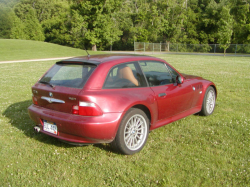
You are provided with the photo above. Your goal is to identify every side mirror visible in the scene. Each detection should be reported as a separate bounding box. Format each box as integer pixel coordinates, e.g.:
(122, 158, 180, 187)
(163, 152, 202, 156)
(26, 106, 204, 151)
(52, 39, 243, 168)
(176, 75, 184, 84)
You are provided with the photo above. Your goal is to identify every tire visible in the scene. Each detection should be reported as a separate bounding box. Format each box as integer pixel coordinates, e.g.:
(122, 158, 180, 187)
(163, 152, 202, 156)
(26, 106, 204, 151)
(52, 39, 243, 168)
(111, 108, 149, 155)
(199, 86, 216, 116)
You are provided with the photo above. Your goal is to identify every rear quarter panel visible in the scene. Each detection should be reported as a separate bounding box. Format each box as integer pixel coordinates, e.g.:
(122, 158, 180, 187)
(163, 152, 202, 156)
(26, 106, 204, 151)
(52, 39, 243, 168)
(78, 88, 158, 125)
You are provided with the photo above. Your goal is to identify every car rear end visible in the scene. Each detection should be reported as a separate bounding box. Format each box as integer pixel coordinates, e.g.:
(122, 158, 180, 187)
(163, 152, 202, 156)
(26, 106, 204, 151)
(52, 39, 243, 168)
(28, 60, 121, 144)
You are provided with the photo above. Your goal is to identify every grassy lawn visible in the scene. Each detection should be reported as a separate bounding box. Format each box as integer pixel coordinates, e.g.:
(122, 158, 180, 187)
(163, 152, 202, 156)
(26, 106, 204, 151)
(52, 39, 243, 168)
(0, 39, 102, 61)
(0, 52, 249, 186)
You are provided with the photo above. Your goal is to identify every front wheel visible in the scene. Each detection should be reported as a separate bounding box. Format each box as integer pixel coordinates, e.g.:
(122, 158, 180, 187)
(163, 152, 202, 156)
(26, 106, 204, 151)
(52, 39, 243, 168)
(111, 108, 149, 155)
(199, 86, 216, 116)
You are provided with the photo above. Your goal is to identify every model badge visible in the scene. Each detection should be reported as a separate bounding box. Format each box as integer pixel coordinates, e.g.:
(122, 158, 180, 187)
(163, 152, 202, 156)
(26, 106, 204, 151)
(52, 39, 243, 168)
(49, 92, 53, 97)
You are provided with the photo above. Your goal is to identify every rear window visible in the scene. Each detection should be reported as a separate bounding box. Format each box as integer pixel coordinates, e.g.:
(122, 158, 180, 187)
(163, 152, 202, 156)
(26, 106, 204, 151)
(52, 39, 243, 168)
(39, 64, 96, 89)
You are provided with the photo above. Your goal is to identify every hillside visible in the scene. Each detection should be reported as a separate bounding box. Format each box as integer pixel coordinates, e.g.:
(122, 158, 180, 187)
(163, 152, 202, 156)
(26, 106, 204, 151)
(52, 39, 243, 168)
(0, 39, 102, 61)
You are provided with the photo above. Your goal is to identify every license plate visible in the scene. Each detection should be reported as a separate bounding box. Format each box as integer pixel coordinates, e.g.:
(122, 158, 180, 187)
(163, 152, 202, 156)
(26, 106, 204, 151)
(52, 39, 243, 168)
(43, 120, 57, 135)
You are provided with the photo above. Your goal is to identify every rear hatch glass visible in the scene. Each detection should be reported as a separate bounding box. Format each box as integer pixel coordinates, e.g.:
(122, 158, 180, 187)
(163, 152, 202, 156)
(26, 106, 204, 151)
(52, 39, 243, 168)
(33, 63, 96, 113)
(39, 64, 96, 89)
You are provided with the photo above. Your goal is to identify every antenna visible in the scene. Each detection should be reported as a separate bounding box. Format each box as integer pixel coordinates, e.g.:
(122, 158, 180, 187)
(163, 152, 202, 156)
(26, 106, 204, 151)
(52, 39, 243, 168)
(84, 46, 90, 58)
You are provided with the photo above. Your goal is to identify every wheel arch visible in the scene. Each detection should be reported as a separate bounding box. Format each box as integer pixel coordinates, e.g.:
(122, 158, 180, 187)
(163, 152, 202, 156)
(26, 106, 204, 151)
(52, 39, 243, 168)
(131, 104, 152, 127)
(196, 82, 217, 110)
(210, 84, 217, 98)
(111, 105, 151, 154)
(199, 84, 217, 116)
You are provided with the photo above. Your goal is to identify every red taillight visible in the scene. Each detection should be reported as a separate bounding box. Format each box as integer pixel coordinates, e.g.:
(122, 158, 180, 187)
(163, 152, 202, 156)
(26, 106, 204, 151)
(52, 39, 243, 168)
(72, 101, 103, 116)
(32, 94, 38, 105)
(72, 105, 79, 115)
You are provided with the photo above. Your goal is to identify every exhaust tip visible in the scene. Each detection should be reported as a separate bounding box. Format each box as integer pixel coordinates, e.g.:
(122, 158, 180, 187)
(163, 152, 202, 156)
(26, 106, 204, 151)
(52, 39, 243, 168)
(34, 126, 41, 133)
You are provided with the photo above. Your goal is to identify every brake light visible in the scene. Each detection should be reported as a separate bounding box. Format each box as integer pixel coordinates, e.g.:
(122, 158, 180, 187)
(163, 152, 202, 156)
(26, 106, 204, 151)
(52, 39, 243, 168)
(32, 94, 38, 105)
(72, 101, 103, 116)
(72, 105, 79, 115)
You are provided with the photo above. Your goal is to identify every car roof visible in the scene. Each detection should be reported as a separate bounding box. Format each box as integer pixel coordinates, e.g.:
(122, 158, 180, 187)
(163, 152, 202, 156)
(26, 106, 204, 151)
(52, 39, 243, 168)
(57, 54, 165, 65)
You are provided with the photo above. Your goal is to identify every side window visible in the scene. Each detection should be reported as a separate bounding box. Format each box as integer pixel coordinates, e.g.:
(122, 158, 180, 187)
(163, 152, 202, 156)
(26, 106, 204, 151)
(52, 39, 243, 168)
(103, 62, 146, 88)
(167, 66, 179, 82)
(139, 61, 174, 86)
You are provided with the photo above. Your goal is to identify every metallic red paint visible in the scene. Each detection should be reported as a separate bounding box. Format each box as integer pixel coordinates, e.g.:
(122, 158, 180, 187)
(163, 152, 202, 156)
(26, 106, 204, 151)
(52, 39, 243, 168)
(28, 54, 216, 145)
(28, 104, 122, 143)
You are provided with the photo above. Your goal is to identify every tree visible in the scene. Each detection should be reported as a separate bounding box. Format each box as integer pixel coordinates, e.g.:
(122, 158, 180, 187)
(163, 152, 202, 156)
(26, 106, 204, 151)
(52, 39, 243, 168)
(11, 0, 71, 42)
(13, 0, 66, 23)
(217, 6, 233, 56)
(70, 0, 123, 51)
(10, 16, 27, 39)
(42, 14, 71, 45)
(42, 1, 72, 46)
(0, 7, 15, 38)
(230, 0, 250, 44)
(0, 0, 19, 7)
(11, 8, 45, 41)
(2, 0, 248, 50)
(159, 0, 187, 43)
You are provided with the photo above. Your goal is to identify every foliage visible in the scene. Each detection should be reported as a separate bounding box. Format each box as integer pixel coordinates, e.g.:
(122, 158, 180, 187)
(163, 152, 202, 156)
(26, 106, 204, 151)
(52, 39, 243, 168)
(11, 8, 45, 41)
(217, 6, 233, 55)
(0, 0, 19, 7)
(0, 7, 15, 38)
(231, 0, 250, 44)
(0, 0, 250, 50)
(70, 0, 123, 50)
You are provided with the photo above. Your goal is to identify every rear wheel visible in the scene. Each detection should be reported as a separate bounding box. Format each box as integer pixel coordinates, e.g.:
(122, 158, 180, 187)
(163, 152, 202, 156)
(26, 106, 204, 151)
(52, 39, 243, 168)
(111, 108, 149, 155)
(199, 86, 216, 116)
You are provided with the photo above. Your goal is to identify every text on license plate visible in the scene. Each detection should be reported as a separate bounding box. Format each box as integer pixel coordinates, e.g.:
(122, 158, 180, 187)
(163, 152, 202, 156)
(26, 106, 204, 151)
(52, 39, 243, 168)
(43, 120, 57, 135)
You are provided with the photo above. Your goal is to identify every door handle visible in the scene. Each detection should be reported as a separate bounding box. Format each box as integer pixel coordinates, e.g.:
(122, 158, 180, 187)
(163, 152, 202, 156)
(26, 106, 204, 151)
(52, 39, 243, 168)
(158, 93, 167, 97)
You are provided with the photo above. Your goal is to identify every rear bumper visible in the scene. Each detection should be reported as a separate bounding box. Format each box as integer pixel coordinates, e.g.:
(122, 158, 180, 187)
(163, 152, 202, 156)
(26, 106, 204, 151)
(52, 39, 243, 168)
(28, 104, 122, 144)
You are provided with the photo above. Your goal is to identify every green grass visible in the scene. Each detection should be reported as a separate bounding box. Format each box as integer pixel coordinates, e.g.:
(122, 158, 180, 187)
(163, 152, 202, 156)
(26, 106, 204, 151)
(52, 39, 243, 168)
(0, 39, 102, 61)
(0, 53, 249, 186)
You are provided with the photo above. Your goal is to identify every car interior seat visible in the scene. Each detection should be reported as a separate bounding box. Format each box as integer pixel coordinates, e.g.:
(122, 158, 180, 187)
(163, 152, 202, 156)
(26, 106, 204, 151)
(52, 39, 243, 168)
(118, 66, 139, 86)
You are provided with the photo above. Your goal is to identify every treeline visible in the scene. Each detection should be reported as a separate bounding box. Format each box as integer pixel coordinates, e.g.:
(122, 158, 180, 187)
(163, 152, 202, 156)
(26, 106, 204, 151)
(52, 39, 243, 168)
(0, 0, 249, 51)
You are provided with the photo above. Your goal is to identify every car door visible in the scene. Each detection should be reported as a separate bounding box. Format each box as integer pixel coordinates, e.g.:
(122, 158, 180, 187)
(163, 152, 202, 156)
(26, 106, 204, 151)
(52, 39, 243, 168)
(139, 61, 194, 121)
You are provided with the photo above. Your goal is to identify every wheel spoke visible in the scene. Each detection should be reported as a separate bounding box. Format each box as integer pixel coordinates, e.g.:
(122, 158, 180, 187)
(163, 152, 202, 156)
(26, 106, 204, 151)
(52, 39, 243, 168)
(125, 133, 130, 140)
(128, 120, 132, 128)
(136, 134, 141, 140)
(135, 117, 140, 125)
(130, 137, 135, 147)
(126, 136, 132, 145)
(133, 138, 136, 148)
(133, 117, 137, 126)
(125, 132, 129, 136)
(136, 132, 143, 135)
(135, 121, 143, 130)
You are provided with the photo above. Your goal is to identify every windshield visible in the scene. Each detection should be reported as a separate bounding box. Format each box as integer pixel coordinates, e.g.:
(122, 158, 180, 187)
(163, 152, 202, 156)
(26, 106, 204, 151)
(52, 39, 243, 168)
(39, 64, 96, 89)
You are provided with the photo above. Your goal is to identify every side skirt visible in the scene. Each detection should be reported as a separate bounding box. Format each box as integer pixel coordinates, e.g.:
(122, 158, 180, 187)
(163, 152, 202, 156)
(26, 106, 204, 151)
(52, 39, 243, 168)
(150, 106, 201, 131)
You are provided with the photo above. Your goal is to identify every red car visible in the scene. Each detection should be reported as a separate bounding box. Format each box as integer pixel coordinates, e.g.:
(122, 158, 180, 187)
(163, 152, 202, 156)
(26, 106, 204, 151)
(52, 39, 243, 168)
(28, 54, 216, 155)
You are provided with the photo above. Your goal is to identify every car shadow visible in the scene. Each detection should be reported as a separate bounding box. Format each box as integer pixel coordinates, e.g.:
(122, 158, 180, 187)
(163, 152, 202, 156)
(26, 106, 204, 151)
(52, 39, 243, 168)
(2, 100, 115, 152)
